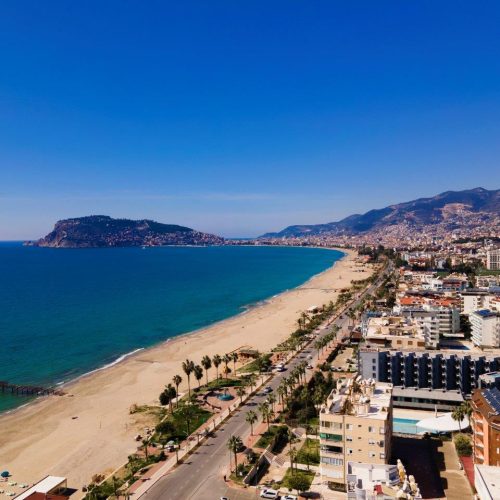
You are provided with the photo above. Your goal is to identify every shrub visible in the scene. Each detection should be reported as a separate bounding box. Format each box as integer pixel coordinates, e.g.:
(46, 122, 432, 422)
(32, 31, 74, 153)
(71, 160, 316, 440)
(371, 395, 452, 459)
(454, 433, 472, 456)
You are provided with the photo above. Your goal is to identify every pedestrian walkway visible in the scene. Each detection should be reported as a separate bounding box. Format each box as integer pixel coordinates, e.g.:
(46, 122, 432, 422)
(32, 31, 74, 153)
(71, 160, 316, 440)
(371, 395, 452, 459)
(437, 440, 473, 500)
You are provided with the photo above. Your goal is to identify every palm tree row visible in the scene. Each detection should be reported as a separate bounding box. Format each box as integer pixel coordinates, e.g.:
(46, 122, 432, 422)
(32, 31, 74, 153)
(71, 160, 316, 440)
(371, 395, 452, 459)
(167, 351, 240, 405)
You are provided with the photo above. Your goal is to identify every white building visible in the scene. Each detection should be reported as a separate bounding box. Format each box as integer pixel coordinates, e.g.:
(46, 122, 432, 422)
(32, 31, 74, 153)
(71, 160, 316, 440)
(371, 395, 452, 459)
(460, 290, 490, 315)
(486, 248, 500, 271)
(474, 464, 500, 500)
(471, 310, 500, 348)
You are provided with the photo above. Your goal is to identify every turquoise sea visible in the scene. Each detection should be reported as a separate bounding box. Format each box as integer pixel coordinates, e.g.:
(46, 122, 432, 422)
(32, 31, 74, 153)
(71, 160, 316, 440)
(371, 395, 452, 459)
(0, 243, 343, 413)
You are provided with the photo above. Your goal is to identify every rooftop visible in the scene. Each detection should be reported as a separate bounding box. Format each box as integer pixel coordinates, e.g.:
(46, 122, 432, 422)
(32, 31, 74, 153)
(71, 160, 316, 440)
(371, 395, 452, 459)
(321, 377, 392, 420)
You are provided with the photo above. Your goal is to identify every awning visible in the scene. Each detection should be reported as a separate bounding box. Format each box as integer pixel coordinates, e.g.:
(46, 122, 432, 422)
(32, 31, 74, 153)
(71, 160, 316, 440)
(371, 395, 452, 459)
(416, 413, 469, 433)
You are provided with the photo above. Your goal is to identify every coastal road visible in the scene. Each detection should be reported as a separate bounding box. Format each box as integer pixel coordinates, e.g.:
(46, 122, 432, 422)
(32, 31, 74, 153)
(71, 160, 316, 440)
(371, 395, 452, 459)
(141, 264, 389, 500)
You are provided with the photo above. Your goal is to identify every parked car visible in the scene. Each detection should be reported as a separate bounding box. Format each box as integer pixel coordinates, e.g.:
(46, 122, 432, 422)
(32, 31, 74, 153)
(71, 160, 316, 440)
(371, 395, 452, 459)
(260, 489, 279, 499)
(263, 386, 273, 394)
(282, 495, 298, 500)
(307, 364, 314, 369)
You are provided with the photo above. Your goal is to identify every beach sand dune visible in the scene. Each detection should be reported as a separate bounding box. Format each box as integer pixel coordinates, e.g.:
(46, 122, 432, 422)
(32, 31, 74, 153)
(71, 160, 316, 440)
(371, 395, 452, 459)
(0, 249, 372, 491)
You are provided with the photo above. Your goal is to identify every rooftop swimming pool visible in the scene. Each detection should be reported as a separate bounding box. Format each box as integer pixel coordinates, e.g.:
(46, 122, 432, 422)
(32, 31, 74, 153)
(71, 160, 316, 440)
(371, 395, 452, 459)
(393, 417, 423, 435)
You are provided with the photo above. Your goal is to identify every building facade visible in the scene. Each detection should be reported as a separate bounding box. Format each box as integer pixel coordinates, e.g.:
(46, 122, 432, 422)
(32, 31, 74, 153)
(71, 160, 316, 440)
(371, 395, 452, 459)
(471, 387, 500, 466)
(471, 310, 500, 348)
(319, 379, 393, 488)
(359, 348, 500, 409)
(486, 248, 500, 271)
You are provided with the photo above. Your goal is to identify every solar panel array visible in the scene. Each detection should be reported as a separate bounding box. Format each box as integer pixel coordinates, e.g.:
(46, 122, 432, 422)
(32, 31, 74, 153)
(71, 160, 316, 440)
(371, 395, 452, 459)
(483, 387, 500, 414)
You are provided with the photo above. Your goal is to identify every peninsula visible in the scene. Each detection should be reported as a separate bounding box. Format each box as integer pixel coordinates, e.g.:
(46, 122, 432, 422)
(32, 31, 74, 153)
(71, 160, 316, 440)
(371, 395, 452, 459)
(27, 215, 225, 248)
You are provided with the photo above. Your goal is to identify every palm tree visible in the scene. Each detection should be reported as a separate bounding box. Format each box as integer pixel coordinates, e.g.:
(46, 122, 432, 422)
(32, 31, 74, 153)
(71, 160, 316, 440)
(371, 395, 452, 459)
(179, 404, 193, 435)
(227, 435, 243, 472)
(277, 385, 286, 407)
(236, 386, 246, 404)
(231, 352, 239, 373)
(193, 364, 203, 389)
(452, 406, 465, 432)
(222, 354, 231, 379)
(246, 410, 257, 435)
(267, 393, 276, 413)
(172, 374, 182, 408)
(164, 383, 176, 413)
(258, 402, 273, 430)
(213, 354, 222, 382)
(287, 446, 298, 474)
(248, 373, 258, 392)
(142, 439, 150, 461)
(182, 359, 195, 398)
(201, 355, 212, 386)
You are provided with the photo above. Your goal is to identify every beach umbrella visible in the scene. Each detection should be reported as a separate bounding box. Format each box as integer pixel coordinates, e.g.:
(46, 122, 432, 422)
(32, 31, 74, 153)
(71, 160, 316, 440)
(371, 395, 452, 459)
(1, 471, 10, 478)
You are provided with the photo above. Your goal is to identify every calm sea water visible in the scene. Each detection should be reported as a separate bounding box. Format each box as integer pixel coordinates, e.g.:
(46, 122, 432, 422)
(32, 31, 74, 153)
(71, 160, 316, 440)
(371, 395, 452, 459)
(0, 243, 343, 412)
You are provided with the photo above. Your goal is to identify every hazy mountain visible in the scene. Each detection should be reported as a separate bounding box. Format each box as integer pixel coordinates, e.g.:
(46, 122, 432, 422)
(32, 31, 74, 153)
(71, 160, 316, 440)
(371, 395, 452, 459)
(261, 187, 499, 238)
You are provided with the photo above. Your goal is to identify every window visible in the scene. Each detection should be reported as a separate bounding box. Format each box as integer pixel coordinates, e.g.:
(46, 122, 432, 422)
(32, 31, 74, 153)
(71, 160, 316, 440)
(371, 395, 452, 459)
(368, 439, 375, 445)
(380, 453, 385, 459)
(368, 426, 375, 433)
(346, 436, 353, 442)
(346, 424, 353, 431)
(321, 457, 344, 466)
(379, 427, 386, 434)
(347, 448, 353, 455)
(369, 452, 376, 458)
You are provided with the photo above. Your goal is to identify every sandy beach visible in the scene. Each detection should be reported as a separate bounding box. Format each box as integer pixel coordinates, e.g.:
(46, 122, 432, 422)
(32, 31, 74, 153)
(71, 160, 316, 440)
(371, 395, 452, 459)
(0, 248, 372, 491)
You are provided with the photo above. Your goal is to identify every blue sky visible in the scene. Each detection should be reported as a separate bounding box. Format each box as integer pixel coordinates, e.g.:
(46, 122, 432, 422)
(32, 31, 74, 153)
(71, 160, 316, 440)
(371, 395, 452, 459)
(1, 1, 499, 238)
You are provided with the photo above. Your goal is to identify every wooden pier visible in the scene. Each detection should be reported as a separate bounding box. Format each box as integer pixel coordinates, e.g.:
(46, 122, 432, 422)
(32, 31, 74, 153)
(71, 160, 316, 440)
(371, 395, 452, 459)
(0, 380, 65, 396)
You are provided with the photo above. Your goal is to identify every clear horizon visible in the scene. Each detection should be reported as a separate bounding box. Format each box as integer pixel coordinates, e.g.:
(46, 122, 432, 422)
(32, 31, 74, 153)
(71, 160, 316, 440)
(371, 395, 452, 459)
(1, 1, 500, 239)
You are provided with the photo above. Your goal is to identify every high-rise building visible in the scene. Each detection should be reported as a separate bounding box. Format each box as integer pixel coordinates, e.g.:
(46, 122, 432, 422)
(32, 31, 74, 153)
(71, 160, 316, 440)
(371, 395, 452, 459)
(471, 387, 500, 466)
(486, 248, 500, 271)
(319, 378, 393, 488)
(470, 310, 500, 348)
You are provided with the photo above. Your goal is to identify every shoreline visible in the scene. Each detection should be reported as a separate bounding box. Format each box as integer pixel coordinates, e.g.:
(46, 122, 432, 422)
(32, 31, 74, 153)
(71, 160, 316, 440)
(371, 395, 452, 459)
(3, 245, 346, 409)
(0, 247, 371, 492)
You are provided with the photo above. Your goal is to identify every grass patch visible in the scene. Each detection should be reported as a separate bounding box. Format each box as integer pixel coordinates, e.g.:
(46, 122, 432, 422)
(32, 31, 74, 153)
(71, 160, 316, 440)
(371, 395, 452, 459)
(206, 377, 243, 389)
(280, 468, 315, 492)
(296, 438, 320, 465)
(154, 403, 211, 442)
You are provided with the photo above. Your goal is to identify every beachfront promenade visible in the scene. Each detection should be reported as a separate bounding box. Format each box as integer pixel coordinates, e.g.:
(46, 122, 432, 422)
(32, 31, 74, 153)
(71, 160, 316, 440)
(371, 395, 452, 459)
(139, 269, 387, 500)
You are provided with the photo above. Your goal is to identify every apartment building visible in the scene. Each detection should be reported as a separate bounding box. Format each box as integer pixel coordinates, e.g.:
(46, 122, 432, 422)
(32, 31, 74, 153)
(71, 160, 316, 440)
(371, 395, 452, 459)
(486, 248, 500, 271)
(398, 306, 459, 347)
(471, 310, 500, 348)
(471, 387, 500, 466)
(359, 348, 500, 410)
(319, 378, 393, 488)
(460, 290, 490, 315)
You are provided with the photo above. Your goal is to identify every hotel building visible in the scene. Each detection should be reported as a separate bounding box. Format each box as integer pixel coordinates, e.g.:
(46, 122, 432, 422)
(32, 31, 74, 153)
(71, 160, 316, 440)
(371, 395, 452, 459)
(471, 310, 500, 348)
(359, 348, 500, 410)
(471, 387, 500, 466)
(319, 378, 393, 488)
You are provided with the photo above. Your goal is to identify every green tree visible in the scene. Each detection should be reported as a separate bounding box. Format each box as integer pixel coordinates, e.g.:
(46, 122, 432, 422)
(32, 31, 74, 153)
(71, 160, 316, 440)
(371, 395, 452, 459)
(231, 352, 239, 373)
(222, 354, 231, 379)
(236, 386, 246, 403)
(201, 355, 212, 385)
(193, 364, 203, 389)
(227, 435, 243, 472)
(182, 359, 195, 398)
(172, 374, 182, 408)
(246, 410, 257, 435)
(213, 354, 222, 381)
(287, 472, 310, 493)
(452, 406, 465, 432)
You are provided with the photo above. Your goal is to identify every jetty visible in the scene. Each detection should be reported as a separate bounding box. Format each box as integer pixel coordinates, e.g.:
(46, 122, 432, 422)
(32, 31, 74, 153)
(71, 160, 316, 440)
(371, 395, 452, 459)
(0, 380, 65, 396)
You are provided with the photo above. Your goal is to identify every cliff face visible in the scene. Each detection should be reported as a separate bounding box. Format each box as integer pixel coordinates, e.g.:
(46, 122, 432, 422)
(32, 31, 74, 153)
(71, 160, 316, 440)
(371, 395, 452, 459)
(32, 215, 225, 248)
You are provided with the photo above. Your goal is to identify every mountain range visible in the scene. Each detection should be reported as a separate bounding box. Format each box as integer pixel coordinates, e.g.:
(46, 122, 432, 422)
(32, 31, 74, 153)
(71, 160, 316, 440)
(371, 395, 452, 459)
(30, 215, 225, 248)
(261, 187, 499, 238)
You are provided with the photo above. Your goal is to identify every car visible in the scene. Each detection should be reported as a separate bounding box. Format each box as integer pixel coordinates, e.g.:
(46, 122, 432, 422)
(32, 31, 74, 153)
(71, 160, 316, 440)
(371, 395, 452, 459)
(260, 489, 279, 499)
(282, 496, 298, 500)
(263, 386, 273, 394)
(307, 364, 314, 369)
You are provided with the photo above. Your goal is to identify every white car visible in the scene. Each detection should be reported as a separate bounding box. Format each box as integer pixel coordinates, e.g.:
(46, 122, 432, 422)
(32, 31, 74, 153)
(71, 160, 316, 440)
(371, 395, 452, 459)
(282, 496, 298, 500)
(260, 488, 279, 499)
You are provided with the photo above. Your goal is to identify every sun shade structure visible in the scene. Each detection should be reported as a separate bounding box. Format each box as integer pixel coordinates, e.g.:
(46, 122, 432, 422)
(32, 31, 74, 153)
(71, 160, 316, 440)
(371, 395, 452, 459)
(13, 476, 67, 500)
(416, 413, 469, 433)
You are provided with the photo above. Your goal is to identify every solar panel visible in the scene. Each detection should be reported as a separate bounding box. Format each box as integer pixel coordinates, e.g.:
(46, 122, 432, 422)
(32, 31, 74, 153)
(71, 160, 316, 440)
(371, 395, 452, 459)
(483, 387, 500, 414)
